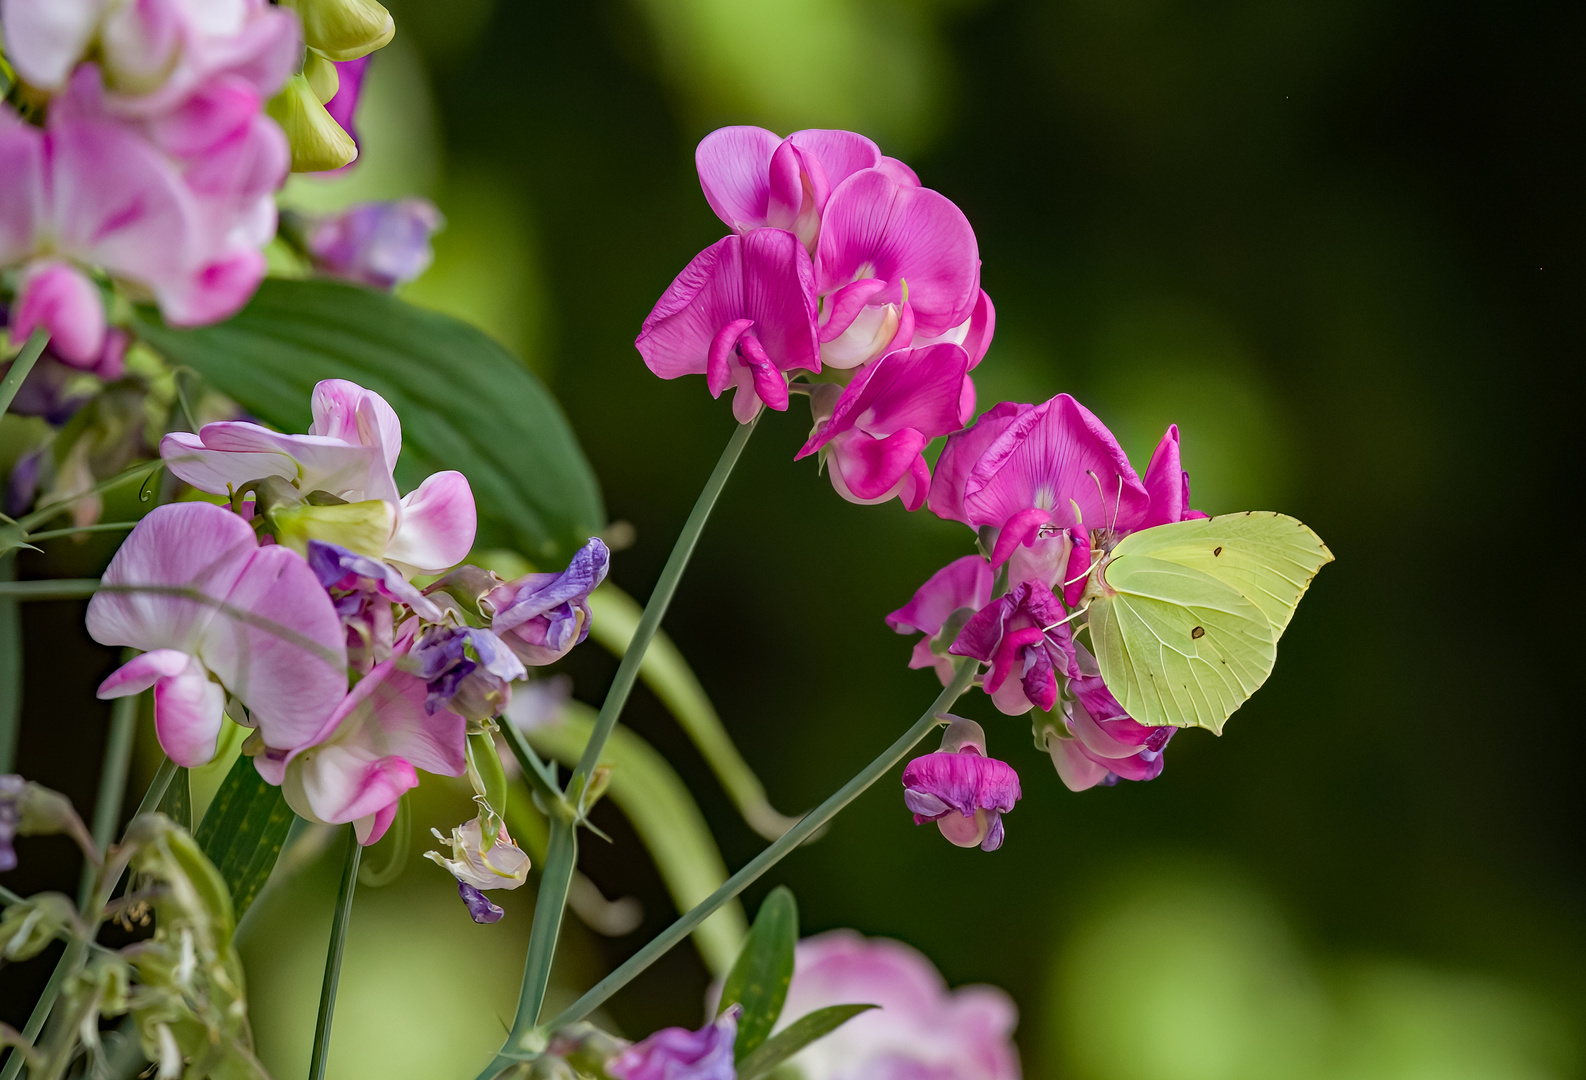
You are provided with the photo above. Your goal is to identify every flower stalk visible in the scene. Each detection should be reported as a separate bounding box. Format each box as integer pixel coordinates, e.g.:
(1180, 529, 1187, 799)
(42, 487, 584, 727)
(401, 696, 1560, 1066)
(0, 329, 50, 417)
(310, 828, 364, 1080)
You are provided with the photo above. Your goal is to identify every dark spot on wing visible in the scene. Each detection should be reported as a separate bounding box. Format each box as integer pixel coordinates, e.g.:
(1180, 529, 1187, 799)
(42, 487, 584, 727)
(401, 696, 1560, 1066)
(1213, 546, 1223, 556)
(1191, 626, 1205, 639)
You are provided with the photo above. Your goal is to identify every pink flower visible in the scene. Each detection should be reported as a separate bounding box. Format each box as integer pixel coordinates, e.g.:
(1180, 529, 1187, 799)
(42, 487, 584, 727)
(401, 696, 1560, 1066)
(796, 343, 970, 510)
(636, 229, 819, 423)
(902, 719, 1021, 852)
(85, 503, 349, 768)
(885, 554, 993, 684)
(484, 538, 611, 666)
(776, 931, 1021, 1080)
(9, 261, 105, 366)
(160, 379, 478, 575)
(949, 580, 1079, 716)
(608, 1007, 739, 1080)
(321, 56, 371, 164)
(258, 646, 467, 845)
(1045, 645, 1176, 791)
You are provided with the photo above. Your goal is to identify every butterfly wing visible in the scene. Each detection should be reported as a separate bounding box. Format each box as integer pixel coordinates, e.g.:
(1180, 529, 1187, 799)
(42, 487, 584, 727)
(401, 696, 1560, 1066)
(1111, 512, 1333, 634)
(1091, 555, 1275, 733)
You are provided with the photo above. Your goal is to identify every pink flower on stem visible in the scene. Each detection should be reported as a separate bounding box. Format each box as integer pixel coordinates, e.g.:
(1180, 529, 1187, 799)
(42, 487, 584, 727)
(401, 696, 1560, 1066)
(775, 931, 1021, 1080)
(902, 719, 1021, 851)
(1046, 645, 1176, 791)
(636, 229, 819, 423)
(607, 1007, 739, 1080)
(160, 379, 477, 575)
(85, 503, 349, 768)
(796, 342, 970, 510)
(257, 644, 467, 845)
(885, 554, 994, 684)
(949, 580, 1079, 716)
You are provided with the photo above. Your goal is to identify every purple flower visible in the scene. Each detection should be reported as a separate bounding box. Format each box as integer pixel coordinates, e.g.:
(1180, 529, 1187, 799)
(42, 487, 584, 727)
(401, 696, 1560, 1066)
(902, 720, 1021, 851)
(950, 580, 1080, 716)
(322, 57, 371, 162)
(885, 555, 994, 684)
(307, 539, 443, 672)
(608, 1007, 739, 1080)
(303, 197, 443, 289)
(1, 774, 24, 872)
(796, 343, 970, 510)
(485, 539, 610, 667)
(775, 931, 1021, 1080)
(409, 625, 526, 720)
(458, 882, 505, 924)
(637, 229, 819, 423)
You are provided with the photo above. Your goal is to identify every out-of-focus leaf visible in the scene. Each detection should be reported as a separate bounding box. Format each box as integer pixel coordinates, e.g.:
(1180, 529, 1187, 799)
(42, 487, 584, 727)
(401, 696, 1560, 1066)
(0, 557, 19, 774)
(193, 756, 295, 922)
(522, 701, 748, 976)
(719, 886, 798, 1061)
(157, 767, 191, 830)
(132, 278, 605, 563)
(736, 1004, 879, 1080)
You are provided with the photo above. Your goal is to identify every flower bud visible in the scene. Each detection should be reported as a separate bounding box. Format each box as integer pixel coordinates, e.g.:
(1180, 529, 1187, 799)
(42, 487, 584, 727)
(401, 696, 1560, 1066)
(2, 774, 96, 871)
(268, 498, 395, 560)
(303, 50, 341, 103)
(267, 74, 358, 172)
(1, 892, 76, 961)
(284, 0, 396, 62)
(901, 722, 1022, 852)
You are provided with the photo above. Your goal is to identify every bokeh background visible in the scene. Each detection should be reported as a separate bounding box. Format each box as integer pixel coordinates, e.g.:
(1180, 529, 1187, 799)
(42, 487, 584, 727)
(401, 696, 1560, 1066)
(5, 0, 1582, 1078)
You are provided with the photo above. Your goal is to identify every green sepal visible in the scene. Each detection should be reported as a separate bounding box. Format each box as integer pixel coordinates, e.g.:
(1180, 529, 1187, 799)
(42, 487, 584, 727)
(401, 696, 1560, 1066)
(736, 1004, 879, 1080)
(719, 886, 799, 1061)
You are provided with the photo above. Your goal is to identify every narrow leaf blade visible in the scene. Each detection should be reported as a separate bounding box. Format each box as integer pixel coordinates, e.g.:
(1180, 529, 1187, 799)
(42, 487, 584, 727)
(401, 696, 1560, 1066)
(736, 1004, 879, 1080)
(193, 755, 295, 921)
(719, 886, 799, 1060)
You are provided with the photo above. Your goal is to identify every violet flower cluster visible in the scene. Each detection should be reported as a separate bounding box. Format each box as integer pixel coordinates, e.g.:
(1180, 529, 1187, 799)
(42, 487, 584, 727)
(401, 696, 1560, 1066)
(84, 378, 606, 920)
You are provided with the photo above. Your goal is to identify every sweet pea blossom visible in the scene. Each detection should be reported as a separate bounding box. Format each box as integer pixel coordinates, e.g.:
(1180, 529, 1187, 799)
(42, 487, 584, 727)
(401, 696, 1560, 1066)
(160, 379, 477, 575)
(307, 539, 441, 672)
(408, 625, 526, 721)
(949, 580, 1080, 716)
(636, 228, 819, 423)
(484, 538, 611, 666)
(607, 1007, 739, 1080)
(457, 882, 504, 924)
(774, 931, 1021, 1080)
(885, 555, 994, 684)
(257, 648, 467, 844)
(425, 818, 530, 892)
(85, 502, 348, 768)
(797, 343, 970, 510)
(902, 719, 1021, 851)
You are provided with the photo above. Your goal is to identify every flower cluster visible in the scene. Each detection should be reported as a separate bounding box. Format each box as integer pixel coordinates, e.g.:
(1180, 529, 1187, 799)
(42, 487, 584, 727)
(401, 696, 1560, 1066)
(639, 127, 991, 509)
(85, 379, 606, 918)
(889, 394, 1201, 845)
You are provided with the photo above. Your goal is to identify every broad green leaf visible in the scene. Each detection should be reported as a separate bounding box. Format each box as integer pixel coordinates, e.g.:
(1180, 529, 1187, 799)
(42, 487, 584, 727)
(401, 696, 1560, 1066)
(1090, 512, 1332, 733)
(132, 278, 605, 563)
(736, 1004, 879, 1080)
(718, 886, 799, 1061)
(193, 755, 295, 922)
(524, 701, 748, 976)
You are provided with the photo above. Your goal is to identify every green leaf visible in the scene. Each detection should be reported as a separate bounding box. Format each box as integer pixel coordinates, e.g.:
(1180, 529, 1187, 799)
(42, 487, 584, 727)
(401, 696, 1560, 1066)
(193, 755, 296, 922)
(718, 885, 799, 1061)
(131, 277, 605, 563)
(736, 1004, 879, 1080)
(0, 556, 21, 775)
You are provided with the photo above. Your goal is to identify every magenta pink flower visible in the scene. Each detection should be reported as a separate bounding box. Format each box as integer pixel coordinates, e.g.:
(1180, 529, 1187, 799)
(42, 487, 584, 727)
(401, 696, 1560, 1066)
(607, 1007, 739, 1080)
(8, 260, 105, 366)
(775, 931, 1021, 1080)
(902, 720, 1021, 851)
(950, 580, 1080, 715)
(85, 503, 349, 768)
(161, 379, 477, 575)
(637, 229, 819, 423)
(885, 554, 994, 684)
(257, 641, 467, 845)
(796, 343, 970, 510)
(322, 56, 371, 165)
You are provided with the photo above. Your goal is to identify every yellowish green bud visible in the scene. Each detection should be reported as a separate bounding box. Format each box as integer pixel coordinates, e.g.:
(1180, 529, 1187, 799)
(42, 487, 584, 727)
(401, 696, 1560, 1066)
(304, 49, 341, 103)
(284, 0, 395, 62)
(268, 498, 395, 560)
(266, 74, 358, 173)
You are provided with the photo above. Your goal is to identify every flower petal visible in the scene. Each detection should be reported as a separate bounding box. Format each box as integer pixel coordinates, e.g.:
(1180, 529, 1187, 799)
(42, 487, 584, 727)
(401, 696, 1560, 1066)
(151, 657, 227, 768)
(696, 125, 782, 232)
(926, 400, 1033, 525)
(1140, 423, 1190, 528)
(384, 470, 476, 576)
(885, 555, 994, 636)
(0, 0, 101, 90)
(12, 261, 105, 365)
(310, 379, 403, 472)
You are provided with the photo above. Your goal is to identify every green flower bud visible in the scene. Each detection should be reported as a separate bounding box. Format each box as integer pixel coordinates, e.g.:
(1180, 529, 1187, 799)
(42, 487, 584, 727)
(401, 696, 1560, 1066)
(303, 49, 341, 104)
(267, 74, 358, 173)
(1, 892, 76, 961)
(268, 498, 395, 560)
(284, 0, 395, 62)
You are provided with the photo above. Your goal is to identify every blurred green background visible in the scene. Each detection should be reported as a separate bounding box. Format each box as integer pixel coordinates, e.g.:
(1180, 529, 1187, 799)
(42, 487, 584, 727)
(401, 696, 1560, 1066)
(5, 0, 1582, 1077)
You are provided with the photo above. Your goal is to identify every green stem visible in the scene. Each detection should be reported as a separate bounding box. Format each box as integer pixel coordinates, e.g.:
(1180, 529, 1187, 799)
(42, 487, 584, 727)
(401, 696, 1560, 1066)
(78, 673, 140, 908)
(485, 416, 759, 1073)
(547, 658, 979, 1033)
(0, 578, 101, 600)
(0, 328, 49, 416)
(24, 522, 139, 543)
(0, 555, 21, 774)
(309, 828, 362, 1080)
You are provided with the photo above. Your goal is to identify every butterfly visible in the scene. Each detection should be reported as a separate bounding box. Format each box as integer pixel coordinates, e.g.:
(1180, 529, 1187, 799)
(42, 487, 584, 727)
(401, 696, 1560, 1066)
(1087, 512, 1333, 733)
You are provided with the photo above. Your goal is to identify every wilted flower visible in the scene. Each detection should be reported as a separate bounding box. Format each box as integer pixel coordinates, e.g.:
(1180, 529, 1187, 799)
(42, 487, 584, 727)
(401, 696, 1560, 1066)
(1, 891, 77, 961)
(484, 538, 610, 666)
(307, 539, 442, 671)
(775, 931, 1020, 1080)
(426, 817, 530, 892)
(607, 1006, 739, 1080)
(901, 719, 1021, 852)
(408, 625, 527, 721)
(0, 775, 96, 873)
(457, 882, 504, 924)
(86, 503, 348, 767)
